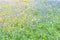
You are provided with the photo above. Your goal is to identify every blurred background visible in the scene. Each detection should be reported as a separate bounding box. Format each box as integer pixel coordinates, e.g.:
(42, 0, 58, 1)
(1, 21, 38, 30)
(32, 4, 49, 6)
(0, 0, 60, 40)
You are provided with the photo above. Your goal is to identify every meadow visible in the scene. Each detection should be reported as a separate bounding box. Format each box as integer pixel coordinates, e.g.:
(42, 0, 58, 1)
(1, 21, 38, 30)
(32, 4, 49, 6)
(0, 0, 60, 40)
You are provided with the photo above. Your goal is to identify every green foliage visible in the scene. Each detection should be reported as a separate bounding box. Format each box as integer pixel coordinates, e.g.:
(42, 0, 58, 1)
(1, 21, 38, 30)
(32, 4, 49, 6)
(0, 0, 60, 40)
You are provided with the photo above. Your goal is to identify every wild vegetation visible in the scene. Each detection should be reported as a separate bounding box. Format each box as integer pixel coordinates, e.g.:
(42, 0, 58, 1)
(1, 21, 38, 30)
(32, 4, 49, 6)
(0, 0, 60, 40)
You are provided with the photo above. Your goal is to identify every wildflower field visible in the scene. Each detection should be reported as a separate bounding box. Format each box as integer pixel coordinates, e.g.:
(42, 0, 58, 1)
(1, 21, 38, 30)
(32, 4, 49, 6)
(0, 0, 60, 40)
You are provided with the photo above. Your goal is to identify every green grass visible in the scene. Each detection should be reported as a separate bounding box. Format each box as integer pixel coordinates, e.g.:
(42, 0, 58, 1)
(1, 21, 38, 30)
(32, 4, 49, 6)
(0, 0, 60, 40)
